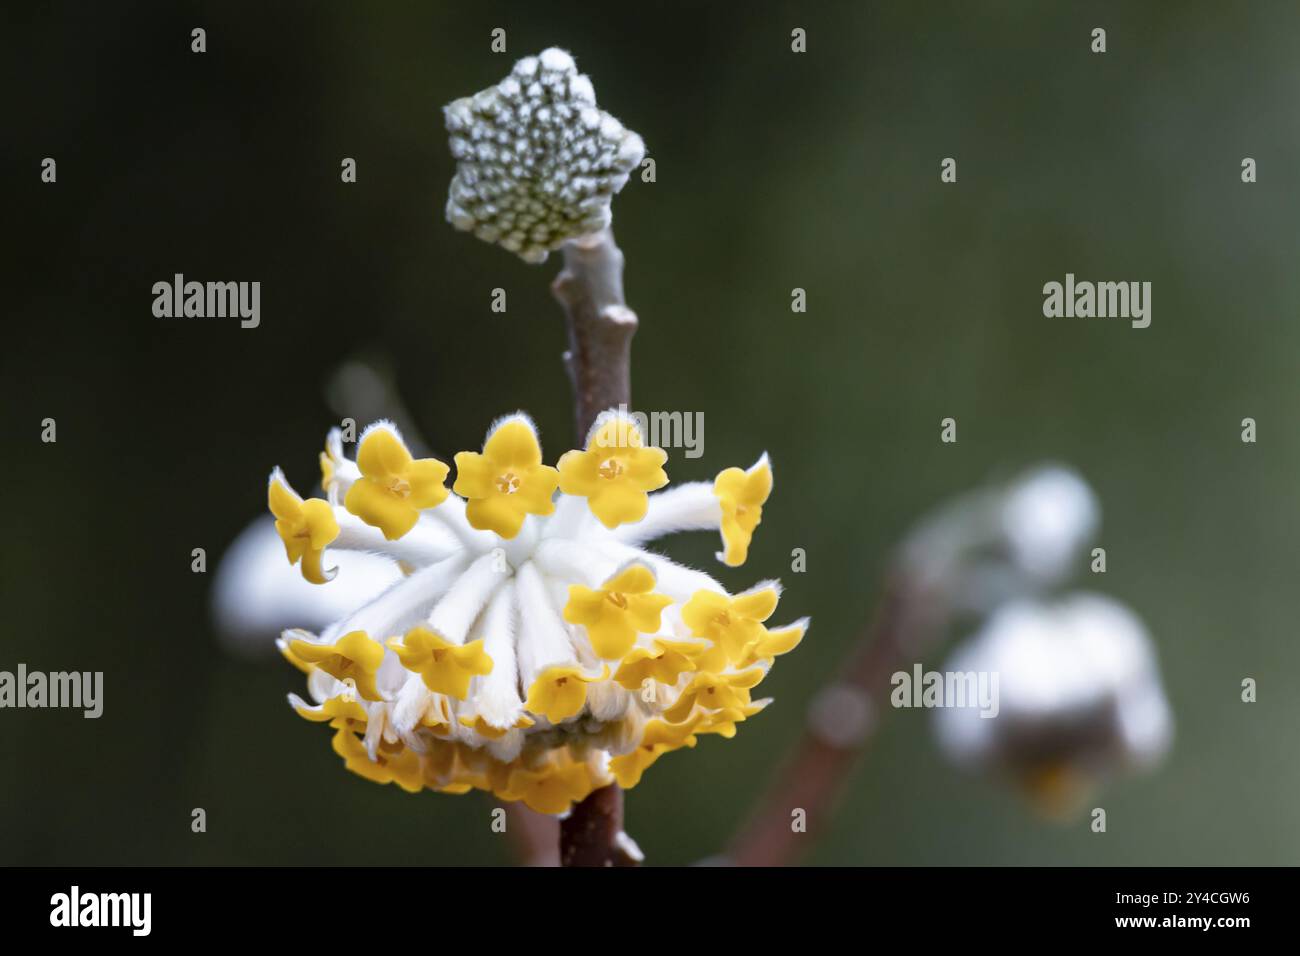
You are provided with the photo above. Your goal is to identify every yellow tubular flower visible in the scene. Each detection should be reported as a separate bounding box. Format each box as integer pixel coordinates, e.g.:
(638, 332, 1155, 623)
(695, 699, 771, 739)
(662, 669, 765, 724)
(421, 739, 462, 789)
(681, 586, 781, 665)
(525, 664, 609, 724)
(453, 415, 559, 539)
(289, 630, 387, 701)
(609, 717, 701, 788)
(563, 563, 673, 660)
(344, 424, 449, 540)
(388, 626, 493, 699)
(458, 714, 534, 740)
(268, 469, 340, 584)
(332, 728, 424, 793)
(612, 638, 703, 690)
(557, 414, 668, 528)
(714, 453, 773, 567)
(506, 763, 594, 815)
(422, 697, 455, 736)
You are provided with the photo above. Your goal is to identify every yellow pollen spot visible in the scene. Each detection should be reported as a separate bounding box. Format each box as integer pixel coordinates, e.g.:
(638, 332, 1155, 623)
(598, 458, 625, 480)
(495, 472, 521, 494)
(606, 591, 629, 610)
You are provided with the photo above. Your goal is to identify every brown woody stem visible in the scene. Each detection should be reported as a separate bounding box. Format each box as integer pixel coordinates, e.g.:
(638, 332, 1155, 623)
(725, 573, 942, 866)
(550, 226, 642, 867)
(551, 228, 638, 439)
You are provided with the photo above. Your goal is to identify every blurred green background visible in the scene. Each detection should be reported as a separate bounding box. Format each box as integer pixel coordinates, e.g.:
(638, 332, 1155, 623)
(4, 0, 1297, 865)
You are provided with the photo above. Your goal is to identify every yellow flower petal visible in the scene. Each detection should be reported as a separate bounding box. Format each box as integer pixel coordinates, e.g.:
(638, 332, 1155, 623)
(483, 417, 545, 466)
(267, 478, 301, 522)
(696, 699, 770, 738)
(605, 563, 657, 594)
(279, 638, 314, 674)
(458, 713, 534, 740)
(407, 458, 453, 509)
(464, 493, 530, 539)
(733, 587, 779, 623)
(319, 452, 336, 494)
(739, 621, 808, 668)
(357, 426, 412, 477)
(291, 694, 369, 725)
(609, 744, 660, 789)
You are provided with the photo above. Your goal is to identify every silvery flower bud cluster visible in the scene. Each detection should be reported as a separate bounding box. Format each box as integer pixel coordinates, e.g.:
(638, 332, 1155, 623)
(443, 48, 645, 263)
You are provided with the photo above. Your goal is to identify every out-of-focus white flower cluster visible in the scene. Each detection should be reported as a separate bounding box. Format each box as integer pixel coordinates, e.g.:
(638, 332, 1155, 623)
(903, 464, 1172, 813)
(902, 464, 1100, 612)
(443, 48, 645, 263)
(936, 594, 1172, 815)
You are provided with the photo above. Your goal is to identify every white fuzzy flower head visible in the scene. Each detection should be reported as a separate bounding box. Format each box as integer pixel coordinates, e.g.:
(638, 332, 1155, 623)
(443, 48, 646, 263)
(266, 412, 806, 815)
(935, 593, 1172, 814)
(902, 463, 1100, 609)
(1000, 465, 1100, 584)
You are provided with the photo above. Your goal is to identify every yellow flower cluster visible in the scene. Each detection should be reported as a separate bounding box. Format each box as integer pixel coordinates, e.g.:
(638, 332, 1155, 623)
(270, 412, 806, 814)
